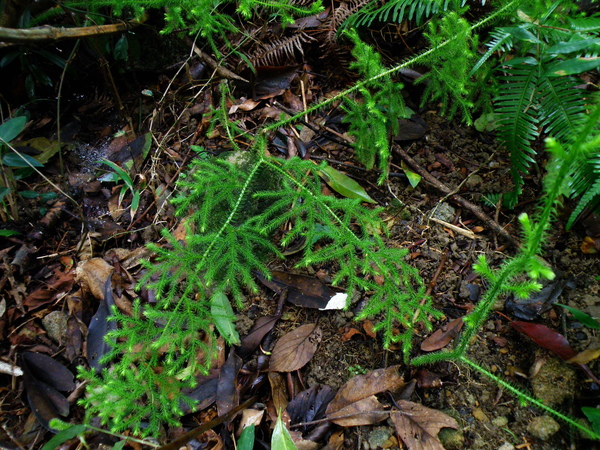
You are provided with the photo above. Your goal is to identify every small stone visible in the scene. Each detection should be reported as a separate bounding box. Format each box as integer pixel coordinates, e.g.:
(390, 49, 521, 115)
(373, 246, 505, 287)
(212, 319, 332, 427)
(366, 427, 392, 449)
(431, 202, 456, 223)
(465, 393, 477, 405)
(497, 443, 515, 450)
(438, 428, 465, 450)
(492, 416, 509, 427)
(466, 174, 483, 188)
(42, 311, 68, 345)
(472, 407, 490, 422)
(527, 415, 560, 441)
(530, 357, 577, 407)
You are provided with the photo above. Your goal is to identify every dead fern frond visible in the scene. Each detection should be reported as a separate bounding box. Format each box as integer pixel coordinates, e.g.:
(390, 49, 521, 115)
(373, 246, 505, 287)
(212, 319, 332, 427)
(324, 0, 372, 47)
(251, 32, 316, 66)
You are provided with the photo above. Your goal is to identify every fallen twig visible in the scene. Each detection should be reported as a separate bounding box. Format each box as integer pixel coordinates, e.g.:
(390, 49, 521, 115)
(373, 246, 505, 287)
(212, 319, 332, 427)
(394, 145, 518, 247)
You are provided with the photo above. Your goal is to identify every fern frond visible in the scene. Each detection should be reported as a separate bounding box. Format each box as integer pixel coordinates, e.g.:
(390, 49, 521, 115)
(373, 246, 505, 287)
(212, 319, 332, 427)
(567, 152, 600, 229)
(568, 16, 600, 33)
(324, 0, 373, 46)
(470, 27, 515, 75)
(344, 0, 467, 29)
(494, 61, 540, 187)
(538, 75, 587, 143)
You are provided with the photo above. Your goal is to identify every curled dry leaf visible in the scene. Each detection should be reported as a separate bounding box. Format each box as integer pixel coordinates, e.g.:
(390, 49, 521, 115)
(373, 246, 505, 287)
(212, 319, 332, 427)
(391, 400, 459, 450)
(86, 276, 117, 371)
(237, 315, 280, 360)
(269, 323, 322, 372)
(75, 257, 114, 301)
(326, 366, 404, 426)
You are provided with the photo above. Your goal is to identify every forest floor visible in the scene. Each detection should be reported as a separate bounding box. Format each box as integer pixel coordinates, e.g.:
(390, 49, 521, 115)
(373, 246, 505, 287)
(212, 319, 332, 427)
(1, 13, 600, 450)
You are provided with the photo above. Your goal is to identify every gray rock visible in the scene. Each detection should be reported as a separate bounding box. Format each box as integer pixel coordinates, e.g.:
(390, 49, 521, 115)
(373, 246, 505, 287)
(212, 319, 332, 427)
(430, 202, 456, 223)
(42, 311, 68, 345)
(492, 416, 509, 428)
(527, 415, 560, 441)
(365, 426, 392, 449)
(497, 443, 515, 450)
(530, 357, 577, 407)
(438, 427, 465, 450)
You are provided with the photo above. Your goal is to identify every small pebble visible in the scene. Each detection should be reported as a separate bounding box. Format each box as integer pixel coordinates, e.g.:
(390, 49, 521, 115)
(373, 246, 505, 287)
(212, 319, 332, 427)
(527, 415, 560, 441)
(492, 416, 509, 427)
(42, 311, 68, 345)
(497, 443, 515, 450)
(438, 428, 465, 450)
(472, 407, 490, 422)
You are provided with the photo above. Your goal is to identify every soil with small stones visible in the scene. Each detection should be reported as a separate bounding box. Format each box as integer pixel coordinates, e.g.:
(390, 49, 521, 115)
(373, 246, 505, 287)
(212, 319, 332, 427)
(1, 31, 600, 450)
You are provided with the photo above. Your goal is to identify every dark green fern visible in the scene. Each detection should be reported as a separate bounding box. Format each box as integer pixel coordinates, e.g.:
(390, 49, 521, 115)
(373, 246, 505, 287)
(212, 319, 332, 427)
(343, 0, 467, 30)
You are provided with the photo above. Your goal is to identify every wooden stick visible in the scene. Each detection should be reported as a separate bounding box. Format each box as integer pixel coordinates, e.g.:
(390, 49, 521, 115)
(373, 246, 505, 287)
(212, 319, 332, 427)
(394, 146, 518, 247)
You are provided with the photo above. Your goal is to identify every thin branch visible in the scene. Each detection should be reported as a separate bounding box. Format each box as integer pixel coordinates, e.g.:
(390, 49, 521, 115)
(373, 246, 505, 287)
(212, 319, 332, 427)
(394, 145, 518, 247)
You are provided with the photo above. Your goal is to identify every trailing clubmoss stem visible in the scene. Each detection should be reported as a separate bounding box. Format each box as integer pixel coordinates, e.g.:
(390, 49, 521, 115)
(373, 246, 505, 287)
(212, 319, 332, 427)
(460, 356, 600, 441)
(260, 0, 519, 134)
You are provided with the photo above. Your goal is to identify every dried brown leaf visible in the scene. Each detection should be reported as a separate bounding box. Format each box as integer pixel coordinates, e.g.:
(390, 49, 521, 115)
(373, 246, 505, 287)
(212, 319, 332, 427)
(269, 371, 289, 412)
(325, 366, 404, 426)
(566, 348, 600, 365)
(420, 318, 464, 352)
(327, 395, 387, 426)
(391, 400, 459, 450)
(269, 323, 322, 372)
(75, 258, 114, 301)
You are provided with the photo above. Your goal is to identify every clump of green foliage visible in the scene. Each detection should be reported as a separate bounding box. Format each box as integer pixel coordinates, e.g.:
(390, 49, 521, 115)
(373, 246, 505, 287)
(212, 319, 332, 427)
(341, 29, 408, 183)
(50, 0, 322, 58)
(81, 131, 441, 436)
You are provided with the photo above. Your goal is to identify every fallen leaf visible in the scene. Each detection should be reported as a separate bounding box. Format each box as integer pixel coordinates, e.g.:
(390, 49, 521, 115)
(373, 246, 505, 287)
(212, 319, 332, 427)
(75, 258, 114, 301)
(511, 321, 577, 361)
(416, 369, 443, 389)
(19, 354, 70, 432)
(217, 349, 242, 416)
(269, 323, 322, 372)
(391, 400, 458, 450)
(269, 371, 289, 413)
(23, 268, 75, 310)
(512, 320, 600, 384)
(256, 271, 347, 310)
(272, 411, 298, 450)
(420, 318, 464, 352)
(20, 352, 75, 392)
(237, 315, 280, 360)
(317, 165, 377, 204)
(362, 320, 376, 339)
(287, 384, 335, 430)
(505, 278, 571, 320)
(253, 65, 299, 100)
(86, 276, 117, 371)
(340, 328, 363, 342)
(566, 348, 600, 365)
(326, 366, 404, 426)
(237, 410, 264, 438)
(180, 371, 219, 413)
(327, 395, 386, 426)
